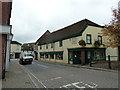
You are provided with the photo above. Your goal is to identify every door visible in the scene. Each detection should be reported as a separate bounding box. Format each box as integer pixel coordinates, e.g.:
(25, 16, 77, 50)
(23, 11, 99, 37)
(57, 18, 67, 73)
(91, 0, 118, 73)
(85, 51, 93, 64)
(73, 51, 81, 64)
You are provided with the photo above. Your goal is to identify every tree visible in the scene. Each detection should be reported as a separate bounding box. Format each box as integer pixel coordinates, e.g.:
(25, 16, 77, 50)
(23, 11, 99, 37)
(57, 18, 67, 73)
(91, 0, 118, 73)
(102, 8, 120, 48)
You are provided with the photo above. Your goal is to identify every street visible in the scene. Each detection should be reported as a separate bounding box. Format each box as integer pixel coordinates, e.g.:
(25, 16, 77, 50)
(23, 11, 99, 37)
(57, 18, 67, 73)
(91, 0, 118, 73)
(12, 59, 118, 89)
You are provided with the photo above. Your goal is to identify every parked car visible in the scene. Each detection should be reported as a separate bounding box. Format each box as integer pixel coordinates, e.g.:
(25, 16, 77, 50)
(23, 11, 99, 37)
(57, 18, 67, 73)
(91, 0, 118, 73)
(19, 53, 33, 65)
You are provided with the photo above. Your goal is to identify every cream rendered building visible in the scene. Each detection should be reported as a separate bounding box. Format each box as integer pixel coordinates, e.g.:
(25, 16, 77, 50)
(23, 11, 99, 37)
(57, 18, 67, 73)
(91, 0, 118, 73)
(10, 41, 22, 59)
(36, 19, 107, 64)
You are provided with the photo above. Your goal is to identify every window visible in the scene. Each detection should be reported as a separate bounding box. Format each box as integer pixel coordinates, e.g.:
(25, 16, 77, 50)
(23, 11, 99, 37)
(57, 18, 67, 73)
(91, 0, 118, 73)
(98, 36, 102, 44)
(50, 54, 54, 59)
(86, 34, 92, 44)
(59, 40, 63, 47)
(40, 53, 44, 58)
(40, 45, 42, 49)
(46, 44, 48, 49)
(51, 43, 54, 48)
(72, 37, 77, 44)
(45, 54, 49, 58)
(55, 53, 63, 60)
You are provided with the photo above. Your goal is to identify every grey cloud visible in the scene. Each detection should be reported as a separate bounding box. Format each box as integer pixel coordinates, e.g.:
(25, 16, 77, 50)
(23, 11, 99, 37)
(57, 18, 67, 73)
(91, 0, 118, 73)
(11, 0, 119, 43)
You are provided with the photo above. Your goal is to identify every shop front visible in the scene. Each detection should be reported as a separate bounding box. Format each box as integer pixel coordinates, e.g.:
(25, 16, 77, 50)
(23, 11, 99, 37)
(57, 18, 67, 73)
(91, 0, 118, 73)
(68, 48, 106, 65)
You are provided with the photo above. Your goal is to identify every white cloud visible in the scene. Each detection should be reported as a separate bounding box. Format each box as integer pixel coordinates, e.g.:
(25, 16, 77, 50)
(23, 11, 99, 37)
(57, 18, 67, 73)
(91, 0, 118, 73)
(10, 0, 119, 43)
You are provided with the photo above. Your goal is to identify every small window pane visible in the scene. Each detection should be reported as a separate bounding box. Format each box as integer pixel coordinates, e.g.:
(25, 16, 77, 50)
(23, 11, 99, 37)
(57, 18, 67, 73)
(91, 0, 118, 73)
(86, 34, 92, 44)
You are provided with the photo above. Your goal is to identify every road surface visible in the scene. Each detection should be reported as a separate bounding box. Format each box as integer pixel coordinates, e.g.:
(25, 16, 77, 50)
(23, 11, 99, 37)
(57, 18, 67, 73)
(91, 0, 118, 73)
(16, 60, 118, 89)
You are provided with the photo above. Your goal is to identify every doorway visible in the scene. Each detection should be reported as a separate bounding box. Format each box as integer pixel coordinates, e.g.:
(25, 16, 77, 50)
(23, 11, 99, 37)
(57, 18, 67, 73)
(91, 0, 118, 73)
(72, 51, 81, 64)
(15, 53, 20, 58)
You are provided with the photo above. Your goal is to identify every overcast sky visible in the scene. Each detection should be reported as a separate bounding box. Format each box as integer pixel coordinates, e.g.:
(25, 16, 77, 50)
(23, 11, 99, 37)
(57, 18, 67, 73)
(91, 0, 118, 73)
(10, 0, 119, 44)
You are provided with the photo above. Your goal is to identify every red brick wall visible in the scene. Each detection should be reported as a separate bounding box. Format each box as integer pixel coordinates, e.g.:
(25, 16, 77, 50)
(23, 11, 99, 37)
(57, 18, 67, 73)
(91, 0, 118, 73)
(0, 1, 12, 78)
(0, 35, 7, 78)
(0, 2, 12, 24)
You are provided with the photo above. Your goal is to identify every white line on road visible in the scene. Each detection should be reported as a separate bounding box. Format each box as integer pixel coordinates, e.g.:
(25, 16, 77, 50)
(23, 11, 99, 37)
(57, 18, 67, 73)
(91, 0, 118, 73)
(72, 82, 86, 88)
(32, 61, 48, 68)
(27, 73, 39, 88)
(60, 81, 98, 88)
(37, 64, 48, 68)
(87, 81, 98, 88)
(45, 77, 62, 81)
(62, 84, 71, 88)
(17, 62, 48, 89)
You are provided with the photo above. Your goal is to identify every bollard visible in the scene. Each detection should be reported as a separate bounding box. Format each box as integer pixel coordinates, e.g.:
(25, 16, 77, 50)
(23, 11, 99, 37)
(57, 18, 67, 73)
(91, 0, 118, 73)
(108, 55, 112, 69)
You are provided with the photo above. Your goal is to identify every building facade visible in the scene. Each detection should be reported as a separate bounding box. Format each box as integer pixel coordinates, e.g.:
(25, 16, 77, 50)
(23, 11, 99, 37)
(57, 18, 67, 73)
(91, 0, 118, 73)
(21, 43, 35, 57)
(0, 1, 12, 79)
(36, 19, 107, 64)
(10, 41, 22, 59)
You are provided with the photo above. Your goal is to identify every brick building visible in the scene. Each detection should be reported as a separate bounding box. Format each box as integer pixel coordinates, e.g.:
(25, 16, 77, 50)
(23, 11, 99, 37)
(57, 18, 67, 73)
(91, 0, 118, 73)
(0, 0, 12, 79)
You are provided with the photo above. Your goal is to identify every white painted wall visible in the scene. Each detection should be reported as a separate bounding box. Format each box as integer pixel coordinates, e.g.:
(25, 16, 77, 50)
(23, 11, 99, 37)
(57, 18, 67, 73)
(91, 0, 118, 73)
(106, 47, 118, 61)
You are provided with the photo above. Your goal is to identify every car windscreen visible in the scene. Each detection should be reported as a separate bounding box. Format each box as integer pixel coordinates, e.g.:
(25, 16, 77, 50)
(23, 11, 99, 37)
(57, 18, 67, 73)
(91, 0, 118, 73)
(24, 54, 33, 57)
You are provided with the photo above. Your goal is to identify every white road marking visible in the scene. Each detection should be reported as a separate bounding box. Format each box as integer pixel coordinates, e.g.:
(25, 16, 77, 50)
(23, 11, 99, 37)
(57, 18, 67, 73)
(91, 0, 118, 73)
(87, 81, 98, 88)
(62, 84, 71, 88)
(45, 77, 62, 81)
(72, 82, 85, 88)
(18, 62, 48, 89)
(27, 73, 39, 88)
(37, 64, 48, 68)
(60, 81, 98, 88)
(32, 62, 35, 64)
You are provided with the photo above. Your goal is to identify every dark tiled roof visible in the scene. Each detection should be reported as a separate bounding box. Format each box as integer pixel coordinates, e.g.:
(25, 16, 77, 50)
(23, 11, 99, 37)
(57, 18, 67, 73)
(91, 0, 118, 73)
(35, 30, 50, 45)
(11, 41, 22, 45)
(38, 19, 104, 45)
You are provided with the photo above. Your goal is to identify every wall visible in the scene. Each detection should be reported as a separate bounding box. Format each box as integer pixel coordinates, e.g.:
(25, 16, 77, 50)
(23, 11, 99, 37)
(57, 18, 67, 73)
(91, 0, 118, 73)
(10, 44, 21, 59)
(0, 35, 7, 78)
(11, 44, 21, 52)
(106, 47, 118, 61)
(82, 26, 107, 47)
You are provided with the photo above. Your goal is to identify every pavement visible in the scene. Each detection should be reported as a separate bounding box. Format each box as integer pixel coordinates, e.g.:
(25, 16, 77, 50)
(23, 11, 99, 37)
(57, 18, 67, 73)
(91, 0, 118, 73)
(39, 60, 119, 73)
(1, 59, 119, 89)
(2, 59, 37, 89)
